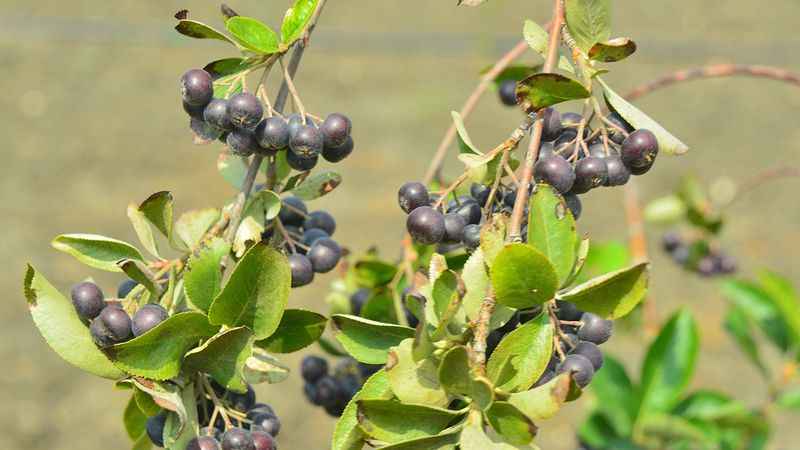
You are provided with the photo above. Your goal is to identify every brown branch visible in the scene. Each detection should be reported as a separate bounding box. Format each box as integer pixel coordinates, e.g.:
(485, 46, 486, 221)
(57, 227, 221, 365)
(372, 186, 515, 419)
(508, 0, 565, 240)
(422, 39, 530, 185)
(470, 288, 496, 375)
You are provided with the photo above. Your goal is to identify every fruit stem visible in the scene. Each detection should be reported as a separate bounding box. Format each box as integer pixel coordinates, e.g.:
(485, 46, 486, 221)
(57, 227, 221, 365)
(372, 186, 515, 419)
(508, 0, 565, 241)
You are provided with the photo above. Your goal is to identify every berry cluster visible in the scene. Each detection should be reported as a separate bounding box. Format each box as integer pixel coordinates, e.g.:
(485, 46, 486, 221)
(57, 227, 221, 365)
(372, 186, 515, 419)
(260, 196, 343, 288)
(180, 69, 355, 170)
(661, 231, 738, 277)
(70, 281, 168, 347)
(300, 355, 381, 417)
(487, 302, 613, 389)
(146, 379, 280, 449)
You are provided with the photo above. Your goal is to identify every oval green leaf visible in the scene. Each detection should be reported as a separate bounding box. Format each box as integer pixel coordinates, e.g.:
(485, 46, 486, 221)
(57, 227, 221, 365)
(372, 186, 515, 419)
(527, 184, 578, 287)
(281, 0, 319, 45)
(256, 309, 327, 353)
(516, 73, 591, 112)
(225, 16, 279, 54)
(556, 262, 649, 319)
(175, 19, 236, 46)
(332, 370, 394, 450)
(52, 233, 144, 272)
(332, 315, 415, 364)
(491, 243, 558, 309)
(208, 242, 291, 339)
(23, 265, 124, 379)
(184, 237, 230, 313)
(486, 312, 554, 392)
(184, 327, 254, 393)
(357, 399, 465, 444)
(564, 0, 611, 52)
(291, 171, 342, 200)
(486, 401, 538, 445)
(588, 37, 637, 62)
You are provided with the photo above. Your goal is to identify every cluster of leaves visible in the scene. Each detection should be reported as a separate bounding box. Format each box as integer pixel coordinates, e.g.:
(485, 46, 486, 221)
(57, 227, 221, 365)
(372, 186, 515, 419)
(320, 184, 649, 449)
(579, 309, 773, 450)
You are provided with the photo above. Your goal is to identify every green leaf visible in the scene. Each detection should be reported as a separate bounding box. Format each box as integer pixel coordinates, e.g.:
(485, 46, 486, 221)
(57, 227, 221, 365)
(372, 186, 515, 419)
(256, 309, 327, 353)
(161, 380, 198, 450)
(638, 414, 715, 448)
(291, 171, 342, 200)
(644, 195, 687, 224)
(332, 315, 415, 364)
(127, 204, 160, 258)
(564, 237, 591, 286)
(332, 370, 394, 450)
(386, 338, 449, 407)
(354, 259, 397, 288)
(208, 243, 290, 339)
(134, 388, 161, 416)
(508, 373, 573, 421)
(218, 152, 250, 189)
(723, 307, 768, 376)
(108, 311, 217, 380)
(599, 78, 689, 155)
(138, 191, 174, 240)
(281, 0, 319, 44)
(673, 390, 757, 428)
(184, 327, 254, 393)
(486, 402, 538, 445)
(184, 237, 229, 313)
(52, 234, 144, 272)
(777, 388, 800, 410)
(757, 270, 800, 344)
(175, 20, 236, 46)
(564, 0, 611, 52)
(132, 432, 153, 450)
(174, 208, 220, 250)
(243, 347, 289, 385)
(638, 309, 699, 414)
(204, 57, 252, 79)
(486, 313, 553, 392)
(491, 243, 558, 309)
(578, 412, 634, 450)
(588, 37, 637, 62)
(123, 395, 148, 440)
(588, 355, 636, 436)
(361, 291, 398, 324)
(575, 240, 629, 284)
(485, 65, 540, 89)
(527, 184, 578, 286)
(452, 111, 481, 155)
(438, 346, 495, 409)
(721, 279, 792, 352)
(432, 270, 463, 320)
(462, 249, 515, 329)
(481, 216, 508, 266)
(23, 265, 124, 379)
(117, 259, 160, 298)
(556, 263, 649, 319)
(377, 430, 461, 450)
(357, 400, 465, 444)
(516, 73, 591, 112)
(225, 16, 279, 54)
(460, 412, 540, 449)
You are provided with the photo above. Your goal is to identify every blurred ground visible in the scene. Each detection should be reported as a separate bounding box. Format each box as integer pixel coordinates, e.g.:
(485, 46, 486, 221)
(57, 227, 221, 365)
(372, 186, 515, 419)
(1, 0, 799, 449)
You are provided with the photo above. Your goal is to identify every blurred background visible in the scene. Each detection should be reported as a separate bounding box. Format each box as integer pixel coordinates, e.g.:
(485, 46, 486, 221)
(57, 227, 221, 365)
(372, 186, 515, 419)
(2, 0, 799, 448)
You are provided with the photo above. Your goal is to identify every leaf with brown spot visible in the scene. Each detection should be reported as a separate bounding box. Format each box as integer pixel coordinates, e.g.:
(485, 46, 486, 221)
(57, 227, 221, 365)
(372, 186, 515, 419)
(291, 171, 342, 200)
(516, 73, 591, 112)
(589, 38, 637, 62)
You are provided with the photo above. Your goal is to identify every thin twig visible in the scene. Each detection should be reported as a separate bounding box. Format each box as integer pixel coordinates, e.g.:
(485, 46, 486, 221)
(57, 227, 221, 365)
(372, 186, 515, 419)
(280, 56, 307, 120)
(470, 288, 496, 375)
(508, 0, 565, 240)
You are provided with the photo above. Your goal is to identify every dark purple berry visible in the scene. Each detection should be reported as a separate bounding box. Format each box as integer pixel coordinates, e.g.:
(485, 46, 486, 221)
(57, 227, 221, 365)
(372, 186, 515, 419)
(557, 354, 595, 388)
(321, 113, 352, 148)
(301, 356, 329, 383)
(304, 211, 336, 236)
(278, 196, 307, 226)
(288, 254, 314, 287)
(250, 430, 275, 450)
(571, 156, 608, 194)
(321, 136, 354, 163)
(672, 245, 690, 265)
(315, 376, 342, 407)
(71, 282, 105, 321)
(247, 403, 275, 421)
(538, 141, 556, 159)
(226, 385, 256, 412)
(697, 257, 717, 277)
(117, 279, 138, 299)
(181, 69, 213, 106)
(90, 305, 133, 346)
(228, 93, 263, 130)
(398, 182, 430, 213)
(534, 155, 576, 194)
(443, 213, 467, 243)
(250, 412, 281, 437)
(221, 427, 255, 450)
(463, 224, 481, 250)
(470, 183, 491, 205)
(255, 117, 290, 151)
(572, 341, 604, 370)
(621, 129, 658, 173)
(199, 427, 223, 441)
(187, 436, 222, 450)
(131, 304, 168, 337)
(289, 125, 323, 158)
(183, 100, 206, 119)
(578, 313, 613, 344)
(350, 288, 370, 315)
(204, 98, 232, 131)
(287, 113, 315, 138)
(302, 228, 329, 246)
(498, 79, 518, 106)
(587, 142, 608, 159)
(406, 206, 446, 245)
(533, 369, 556, 388)
(541, 107, 563, 141)
(304, 382, 322, 405)
(503, 188, 518, 208)
(286, 150, 318, 171)
(717, 253, 738, 274)
(226, 129, 258, 156)
(604, 155, 631, 186)
(661, 232, 682, 252)
(146, 412, 167, 447)
(455, 201, 482, 225)
(307, 238, 342, 273)
(561, 112, 583, 127)
(556, 300, 582, 321)
(564, 194, 582, 220)
(606, 112, 633, 144)
(191, 117, 223, 141)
